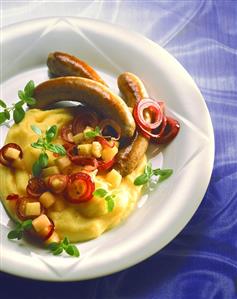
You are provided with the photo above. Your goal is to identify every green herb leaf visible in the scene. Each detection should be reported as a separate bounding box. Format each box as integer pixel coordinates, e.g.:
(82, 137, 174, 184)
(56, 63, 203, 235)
(18, 90, 26, 101)
(93, 188, 108, 198)
(14, 100, 25, 109)
(52, 247, 64, 256)
(21, 219, 33, 230)
(4, 110, 10, 120)
(48, 242, 60, 251)
(25, 97, 36, 106)
(154, 169, 173, 182)
(62, 237, 69, 246)
(134, 173, 149, 186)
(0, 99, 7, 108)
(145, 161, 153, 177)
(24, 80, 35, 97)
(84, 126, 100, 139)
(32, 159, 42, 177)
(7, 230, 21, 240)
(13, 106, 25, 124)
(65, 244, 80, 257)
(0, 112, 7, 124)
(46, 144, 66, 156)
(31, 125, 42, 135)
(105, 196, 115, 212)
(46, 125, 57, 142)
(39, 152, 48, 168)
(31, 142, 44, 149)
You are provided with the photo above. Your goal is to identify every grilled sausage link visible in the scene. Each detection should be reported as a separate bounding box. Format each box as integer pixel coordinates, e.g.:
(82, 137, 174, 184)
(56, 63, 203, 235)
(115, 72, 150, 176)
(33, 77, 135, 138)
(47, 51, 107, 86)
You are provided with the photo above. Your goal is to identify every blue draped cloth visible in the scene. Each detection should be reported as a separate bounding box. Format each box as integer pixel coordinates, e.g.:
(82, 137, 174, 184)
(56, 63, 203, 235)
(1, 1, 237, 298)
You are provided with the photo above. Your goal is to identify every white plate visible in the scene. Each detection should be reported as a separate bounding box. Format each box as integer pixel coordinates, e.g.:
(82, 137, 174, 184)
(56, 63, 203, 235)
(0, 18, 214, 281)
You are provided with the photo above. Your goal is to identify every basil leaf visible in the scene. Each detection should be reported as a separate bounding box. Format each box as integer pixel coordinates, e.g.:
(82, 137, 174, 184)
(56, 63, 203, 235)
(0, 99, 7, 108)
(18, 90, 26, 101)
(93, 188, 108, 198)
(13, 106, 25, 124)
(106, 196, 115, 212)
(25, 97, 36, 106)
(14, 100, 25, 109)
(46, 144, 66, 156)
(31, 142, 44, 149)
(0, 112, 6, 124)
(4, 110, 10, 120)
(62, 237, 69, 246)
(145, 161, 153, 177)
(66, 245, 80, 257)
(31, 125, 42, 135)
(39, 152, 48, 168)
(21, 219, 33, 230)
(134, 173, 149, 186)
(48, 242, 60, 251)
(84, 126, 100, 139)
(24, 80, 35, 97)
(32, 159, 42, 177)
(52, 247, 64, 255)
(46, 125, 57, 142)
(157, 169, 173, 182)
(7, 230, 20, 240)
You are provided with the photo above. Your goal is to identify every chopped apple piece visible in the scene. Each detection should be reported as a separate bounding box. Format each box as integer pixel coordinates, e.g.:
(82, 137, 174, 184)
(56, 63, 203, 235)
(55, 156, 71, 171)
(77, 144, 92, 156)
(41, 166, 60, 177)
(25, 202, 41, 217)
(44, 231, 60, 245)
(4, 147, 21, 160)
(39, 192, 56, 208)
(101, 146, 118, 162)
(106, 169, 122, 188)
(32, 214, 51, 233)
(52, 196, 66, 212)
(92, 141, 102, 158)
(72, 132, 84, 144)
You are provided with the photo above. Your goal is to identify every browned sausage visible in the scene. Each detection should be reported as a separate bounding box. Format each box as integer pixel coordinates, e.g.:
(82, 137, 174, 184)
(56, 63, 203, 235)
(115, 72, 150, 176)
(33, 77, 135, 138)
(47, 51, 107, 86)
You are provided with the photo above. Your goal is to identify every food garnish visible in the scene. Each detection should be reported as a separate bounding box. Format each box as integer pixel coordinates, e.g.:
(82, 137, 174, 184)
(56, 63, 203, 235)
(31, 125, 66, 176)
(7, 219, 33, 240)
(48, 237, 80, 257)
(93, 188, 116, 212)
(0, 80, 36, 125)
(134, 161, 173, 186)
(84, 126, 100, 139)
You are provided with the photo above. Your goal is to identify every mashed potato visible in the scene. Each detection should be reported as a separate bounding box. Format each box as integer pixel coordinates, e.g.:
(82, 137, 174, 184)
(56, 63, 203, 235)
(0, 108, 146, 242)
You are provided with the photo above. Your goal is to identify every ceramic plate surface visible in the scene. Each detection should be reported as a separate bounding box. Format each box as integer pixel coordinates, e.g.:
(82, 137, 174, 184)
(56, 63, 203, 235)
(0, 17, 214, 281)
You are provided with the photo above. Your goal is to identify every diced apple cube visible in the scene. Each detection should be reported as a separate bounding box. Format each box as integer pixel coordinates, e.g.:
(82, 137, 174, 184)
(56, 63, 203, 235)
(39, 192, 56, 208)
(44, 231, 60, 245)
(101, 146, 118, 162)
(77, 144, 92, 156)
(91, 141, 102, 158)
(106, 169, 122, 188)
(32, 214, 51, 233)
(55, 156, 71, 171)
(4, 147, 21, 160)
(25, 202, 41, 217)
(41, 166, 60, 177)
(72, 132, 84, 144)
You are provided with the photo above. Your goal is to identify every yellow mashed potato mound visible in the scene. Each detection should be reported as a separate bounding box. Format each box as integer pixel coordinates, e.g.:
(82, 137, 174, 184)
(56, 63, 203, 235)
(0, 108, 146, 242)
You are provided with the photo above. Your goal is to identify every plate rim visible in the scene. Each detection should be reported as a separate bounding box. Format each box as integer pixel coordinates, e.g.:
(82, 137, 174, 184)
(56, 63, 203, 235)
(0, 16, 215, 281)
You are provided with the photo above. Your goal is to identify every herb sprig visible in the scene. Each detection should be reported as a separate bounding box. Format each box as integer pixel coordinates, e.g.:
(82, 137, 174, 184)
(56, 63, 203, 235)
(134, 162, 173, 186)
(84, 126, 100, 139)
(7, 220, 33, 240)
(0, 80, 36, 125)
(93, 188, 116, 212)
(48, 237, 80, 257)
(31, 124, 66, 176)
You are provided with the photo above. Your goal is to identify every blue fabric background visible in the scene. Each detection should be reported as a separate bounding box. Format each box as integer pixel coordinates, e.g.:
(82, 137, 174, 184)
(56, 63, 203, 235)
(0, 1, 237, 298)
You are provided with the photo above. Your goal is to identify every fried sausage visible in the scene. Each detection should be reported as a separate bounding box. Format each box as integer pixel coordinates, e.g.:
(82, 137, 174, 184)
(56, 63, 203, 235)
(47, 51, 107, 86)
(115, 72, 150, 176)
(33, 77, 135, 138)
